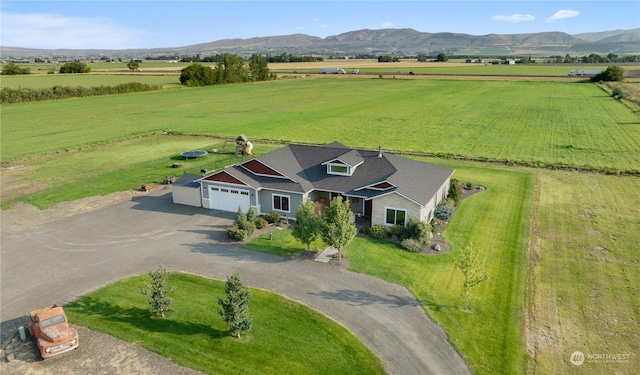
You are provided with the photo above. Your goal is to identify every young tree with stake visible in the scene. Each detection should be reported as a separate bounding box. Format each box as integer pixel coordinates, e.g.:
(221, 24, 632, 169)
(455, 245, 487, 311)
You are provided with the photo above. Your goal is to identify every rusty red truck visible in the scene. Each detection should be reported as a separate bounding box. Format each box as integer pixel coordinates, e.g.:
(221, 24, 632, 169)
(25, 305, 79, 359)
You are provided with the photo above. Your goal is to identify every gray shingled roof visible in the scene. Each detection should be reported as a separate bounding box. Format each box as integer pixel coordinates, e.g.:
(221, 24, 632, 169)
(220, 142, 454, 206)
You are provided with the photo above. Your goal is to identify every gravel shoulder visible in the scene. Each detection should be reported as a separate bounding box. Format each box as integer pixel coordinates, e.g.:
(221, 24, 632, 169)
(1, 185, 470, 375)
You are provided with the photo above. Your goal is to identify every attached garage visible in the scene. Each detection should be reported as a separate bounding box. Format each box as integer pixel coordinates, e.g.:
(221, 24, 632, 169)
(208, 186, 251, 212)
(172, 174, 203, 207)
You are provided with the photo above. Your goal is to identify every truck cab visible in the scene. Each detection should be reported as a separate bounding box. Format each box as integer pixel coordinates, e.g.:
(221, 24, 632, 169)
(25, 305, 79, 359)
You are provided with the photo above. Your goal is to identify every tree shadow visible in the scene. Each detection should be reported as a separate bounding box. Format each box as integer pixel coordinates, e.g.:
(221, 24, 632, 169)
(308, 289, 421, 308)
(65, 297, 226, 339)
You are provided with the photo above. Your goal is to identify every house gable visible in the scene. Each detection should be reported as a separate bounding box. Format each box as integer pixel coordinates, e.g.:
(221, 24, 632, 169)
(203, 171, 248, 186)
(241, 159, 295, 181)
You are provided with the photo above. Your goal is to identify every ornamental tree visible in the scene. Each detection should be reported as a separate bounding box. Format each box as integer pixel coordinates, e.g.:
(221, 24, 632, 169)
(217, 272, 253, 338)
(321, 196, 356, 260)
(140, 265, 175, 317)
(292, 199, 322, 253)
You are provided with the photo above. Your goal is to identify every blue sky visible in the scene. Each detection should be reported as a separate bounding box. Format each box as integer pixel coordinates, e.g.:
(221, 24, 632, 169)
(1, 1, 638, 49)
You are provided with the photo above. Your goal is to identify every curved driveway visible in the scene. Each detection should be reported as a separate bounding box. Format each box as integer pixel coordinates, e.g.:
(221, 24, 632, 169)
(1, 186, 470, 375)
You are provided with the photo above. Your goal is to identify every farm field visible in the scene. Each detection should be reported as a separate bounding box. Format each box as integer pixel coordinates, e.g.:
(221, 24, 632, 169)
(529, 170, 640, 375)
(2, 75, 640, 374)
(0, 72, 182, 89)
(3, 78, 639, 173)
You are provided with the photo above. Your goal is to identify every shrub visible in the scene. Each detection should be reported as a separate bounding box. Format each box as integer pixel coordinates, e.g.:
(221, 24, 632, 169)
(430, 219, 438, 234)
(359, 226, 371, 236)
(369, 225, 389, 239)
(389, 225, 407, 240)
(612, 86, 630, 100)
(448, 180, 461, 206)
(244, 220, 256, 236)
(227, 224, 247, 241)
(434, 204, 455, 220)
(405, 218, 431, 244)
(465, 181, 476, 190)
(255, 217, 268, 229)
(401, 238, 423, 253)
(266, 210, 281, 224)
(246, 207, 257, 223)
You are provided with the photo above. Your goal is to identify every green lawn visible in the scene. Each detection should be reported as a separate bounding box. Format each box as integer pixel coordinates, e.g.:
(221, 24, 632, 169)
(245, 228, 326, 257)
(343, 162, 533, 375)
(3, 79, 639, 172)
(1, 135, 282, 209)
(64, 272, 386, 375)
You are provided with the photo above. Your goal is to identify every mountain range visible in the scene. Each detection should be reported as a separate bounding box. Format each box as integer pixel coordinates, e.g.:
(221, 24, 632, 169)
(2, 28, 638, 58)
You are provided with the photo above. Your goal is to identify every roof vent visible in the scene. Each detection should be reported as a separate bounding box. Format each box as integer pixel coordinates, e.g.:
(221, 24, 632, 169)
(377, 145, 382, 158)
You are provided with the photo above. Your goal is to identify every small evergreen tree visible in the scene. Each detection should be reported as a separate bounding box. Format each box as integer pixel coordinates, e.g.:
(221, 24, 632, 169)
(246, 207, 257, 224)
(292, 199, 322, 253)
(217, 272, 253, 338)
(448, 180, 461, 206)
(140, 265, 175, 317)
(454, 245, 487, 311)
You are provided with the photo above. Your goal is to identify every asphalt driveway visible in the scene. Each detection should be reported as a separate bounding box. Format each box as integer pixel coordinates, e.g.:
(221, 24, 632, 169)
(1, 185, 470, 375)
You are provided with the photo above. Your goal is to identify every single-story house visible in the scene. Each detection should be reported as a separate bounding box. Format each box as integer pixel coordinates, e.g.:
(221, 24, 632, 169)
(172, 142, 454, 227)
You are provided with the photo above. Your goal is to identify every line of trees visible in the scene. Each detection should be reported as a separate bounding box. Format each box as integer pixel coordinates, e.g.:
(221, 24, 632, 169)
(179, 53, 275, 86)
(1, 82, 162, 104)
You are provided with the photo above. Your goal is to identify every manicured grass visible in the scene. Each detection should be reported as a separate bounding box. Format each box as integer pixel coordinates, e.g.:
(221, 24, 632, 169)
(529, 170, 640, 375)
(245, 228, 326, 257)
(64, 272, 386, 375)
(344, 162, 533, 375)
(1, 135, 282, 209)
(3, 79, 639, 172)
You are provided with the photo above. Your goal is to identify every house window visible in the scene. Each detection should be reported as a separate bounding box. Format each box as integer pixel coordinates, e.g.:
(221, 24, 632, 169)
(385, 208, 406, 226)
(273, 194, 290, 212)
(330, 165, 349, 174)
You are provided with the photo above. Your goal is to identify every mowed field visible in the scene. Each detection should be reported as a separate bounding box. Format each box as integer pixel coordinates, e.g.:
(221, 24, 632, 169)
(3, 78, 640, 173)
(1, 72, 639, 374)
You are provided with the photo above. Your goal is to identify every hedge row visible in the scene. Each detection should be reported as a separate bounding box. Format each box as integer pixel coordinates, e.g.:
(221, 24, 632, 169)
(1, 82, 162, 104)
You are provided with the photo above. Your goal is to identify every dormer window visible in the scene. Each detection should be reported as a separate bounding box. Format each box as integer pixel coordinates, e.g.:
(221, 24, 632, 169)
(329, 163, 350, 175)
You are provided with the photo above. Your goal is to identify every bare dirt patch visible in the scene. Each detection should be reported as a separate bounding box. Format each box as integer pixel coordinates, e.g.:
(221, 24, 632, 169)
(0, 165, 49, 202)
(1, 323, 202, 375)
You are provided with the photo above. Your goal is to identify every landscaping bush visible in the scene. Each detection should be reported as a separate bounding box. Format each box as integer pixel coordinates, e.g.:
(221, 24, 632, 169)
(405, 218, 431, 244)
(359, 226, 371, 236)
(369, 225, 389, 239)
(430, 219, 438, 234)
(401, 238, 423, 253)
(266, 210, 281, 224)
(465, 181, 476, 190)
(244, 220, 256, 236)
(246, 207, 257, 223)
(434, 204, 455, 220)
(255, 217, 268, 229)
(448, 179, 461, 206)
(227, 224, 247, 241)
(389, 225, 408, 240)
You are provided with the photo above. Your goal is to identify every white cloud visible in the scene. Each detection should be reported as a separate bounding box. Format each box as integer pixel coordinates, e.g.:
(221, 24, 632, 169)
(546, 9, 580, 22)
(380, 22, 395, 28)
(1, 12, 151, 49)
(492, 14, 535, 23)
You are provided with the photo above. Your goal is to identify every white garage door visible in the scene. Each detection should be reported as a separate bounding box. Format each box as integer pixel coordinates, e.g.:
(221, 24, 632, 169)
(209, 186, 251, 212)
